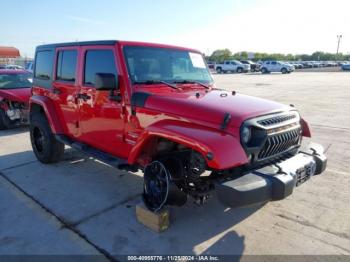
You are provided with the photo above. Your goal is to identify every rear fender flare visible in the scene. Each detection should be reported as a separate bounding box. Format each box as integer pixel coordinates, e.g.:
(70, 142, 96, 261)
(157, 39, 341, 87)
(128, 120, 248, 170)
(29, 95, 64, 134)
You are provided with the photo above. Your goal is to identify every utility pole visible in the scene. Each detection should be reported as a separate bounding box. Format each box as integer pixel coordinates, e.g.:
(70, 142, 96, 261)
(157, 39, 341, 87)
(336, 35, 342, 63)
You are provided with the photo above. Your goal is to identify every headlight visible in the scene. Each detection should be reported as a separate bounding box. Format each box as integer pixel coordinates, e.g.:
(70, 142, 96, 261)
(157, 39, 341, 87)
(241, 126, 251, 144)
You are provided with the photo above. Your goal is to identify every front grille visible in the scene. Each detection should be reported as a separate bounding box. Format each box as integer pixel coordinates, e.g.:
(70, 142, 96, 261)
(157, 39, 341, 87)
(258, 114, 296, 126)
(258, 127, 301, 159)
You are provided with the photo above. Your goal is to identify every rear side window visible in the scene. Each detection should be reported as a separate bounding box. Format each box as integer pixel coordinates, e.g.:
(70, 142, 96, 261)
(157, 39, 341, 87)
(56, 50, 77, 82)
(35, 51, 54, 80)
(84, 50, 116, 86)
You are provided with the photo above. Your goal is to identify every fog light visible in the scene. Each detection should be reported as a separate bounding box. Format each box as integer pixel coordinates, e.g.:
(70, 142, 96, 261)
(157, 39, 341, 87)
(242, 126, 251, 144)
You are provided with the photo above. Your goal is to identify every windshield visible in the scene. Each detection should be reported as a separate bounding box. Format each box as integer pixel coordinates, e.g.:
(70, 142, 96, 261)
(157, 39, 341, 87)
(123, 46, 213, 85)
(0, 73, 32, 89)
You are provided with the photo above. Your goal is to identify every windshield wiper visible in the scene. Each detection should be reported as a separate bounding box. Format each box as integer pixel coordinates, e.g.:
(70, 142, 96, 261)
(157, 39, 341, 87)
(173, 80, 211, 89)
(134, 80, 178, 89)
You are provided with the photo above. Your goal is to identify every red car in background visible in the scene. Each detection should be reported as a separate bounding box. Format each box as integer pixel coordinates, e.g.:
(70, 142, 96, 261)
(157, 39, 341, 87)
(0, 70, 32, 129)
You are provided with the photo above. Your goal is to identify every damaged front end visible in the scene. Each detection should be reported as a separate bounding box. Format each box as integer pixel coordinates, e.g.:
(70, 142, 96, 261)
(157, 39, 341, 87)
(216, 110, 327, 208)
(216, 142, 327, 208)
(0, 98, 29, 129)
(141, 111, 327, 212)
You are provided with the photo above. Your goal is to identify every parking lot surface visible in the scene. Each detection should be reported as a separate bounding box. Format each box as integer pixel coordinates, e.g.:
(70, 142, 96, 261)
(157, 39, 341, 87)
(0, 72, 349, 257)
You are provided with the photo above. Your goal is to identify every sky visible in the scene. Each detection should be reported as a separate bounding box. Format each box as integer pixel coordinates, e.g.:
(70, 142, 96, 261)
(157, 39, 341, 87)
(1, 0, 349, 58)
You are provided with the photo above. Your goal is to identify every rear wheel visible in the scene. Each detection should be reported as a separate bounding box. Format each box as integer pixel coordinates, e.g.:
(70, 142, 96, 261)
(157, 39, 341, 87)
(261, 67, 268, 74)
(0, 109, 12, 130)
(216, 67, 222, 74)
(30, 113, 64, 163)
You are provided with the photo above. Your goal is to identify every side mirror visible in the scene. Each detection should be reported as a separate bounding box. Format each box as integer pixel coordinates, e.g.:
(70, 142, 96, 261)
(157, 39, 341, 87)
(95, 73, 118, 90)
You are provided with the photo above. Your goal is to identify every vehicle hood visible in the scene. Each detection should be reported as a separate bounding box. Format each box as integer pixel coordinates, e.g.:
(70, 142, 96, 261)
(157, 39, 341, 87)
(0, 88, 31, 103)
(142, 88, 291, 128)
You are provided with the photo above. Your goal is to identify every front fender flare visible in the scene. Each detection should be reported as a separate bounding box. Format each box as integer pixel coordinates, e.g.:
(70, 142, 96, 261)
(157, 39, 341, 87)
(128, 120, 248, 170)
(301, 118, 311, 137)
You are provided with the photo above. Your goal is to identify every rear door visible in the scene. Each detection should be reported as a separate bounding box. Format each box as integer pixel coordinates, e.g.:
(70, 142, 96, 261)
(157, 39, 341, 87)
(77, 46, 125, 157)
(270, 61, 278, 72)
(51, 47, 80, 136)
(231, 61, 238, 71)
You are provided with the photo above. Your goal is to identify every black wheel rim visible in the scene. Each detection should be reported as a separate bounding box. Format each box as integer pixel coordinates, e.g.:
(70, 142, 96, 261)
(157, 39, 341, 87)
(33, 127, 45, 153)
(143, 161, 169, 211)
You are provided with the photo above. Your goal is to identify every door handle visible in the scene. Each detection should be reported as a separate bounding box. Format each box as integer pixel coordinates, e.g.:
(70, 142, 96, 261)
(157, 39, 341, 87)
(53, 88, 62, 94)
(77, 93, 91, 101)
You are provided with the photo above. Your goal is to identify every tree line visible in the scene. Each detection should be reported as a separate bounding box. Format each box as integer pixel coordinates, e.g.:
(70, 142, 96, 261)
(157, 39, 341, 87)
(206, 49, 350, 62)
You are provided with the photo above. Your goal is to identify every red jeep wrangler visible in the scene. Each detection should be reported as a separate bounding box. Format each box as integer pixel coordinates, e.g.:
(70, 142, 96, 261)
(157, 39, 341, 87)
(29, 40, 327, 211)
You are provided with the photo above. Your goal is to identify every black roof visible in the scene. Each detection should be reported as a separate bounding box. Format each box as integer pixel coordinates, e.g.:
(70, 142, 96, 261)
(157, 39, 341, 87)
(36, 40, 118, 50)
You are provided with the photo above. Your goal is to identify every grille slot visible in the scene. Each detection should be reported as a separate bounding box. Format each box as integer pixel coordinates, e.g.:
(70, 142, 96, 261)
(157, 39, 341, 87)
(258, 114, 296, 126)
(258, 127, 301, 159)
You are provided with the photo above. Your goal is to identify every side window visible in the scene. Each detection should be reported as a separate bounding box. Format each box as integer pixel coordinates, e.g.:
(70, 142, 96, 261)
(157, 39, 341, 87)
(231, 62, 236, 65)
(225, 61, 230, 65)
(84, 50, 116, 86)
(56, 50, 77, 82)
(272, 61, 277, 65)
(34, 51, 54, 80)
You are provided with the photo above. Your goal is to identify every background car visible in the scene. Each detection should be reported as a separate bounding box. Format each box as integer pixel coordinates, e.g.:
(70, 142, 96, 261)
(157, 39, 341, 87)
(206, 62, 215, 70)
(341, 63, 350, 71)
(290, 62, 303, 69)
(5, 64, 24, 70)
(25, 61, 34, 73)
(261, 61, 295, 74)
(0, 70, 32, 129)
(215, 60, 250, 73)
(240, 60, 261, 72)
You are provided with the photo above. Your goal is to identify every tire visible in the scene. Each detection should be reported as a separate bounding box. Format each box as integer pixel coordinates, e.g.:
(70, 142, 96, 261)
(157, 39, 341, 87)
(0, 109, 12, 130)
(30, 113, 64, 163)
(261, 67, 268, 74)
(281, 68, 287, 74)
(216, 67, 222, 74)
(237, 67, 243, 73)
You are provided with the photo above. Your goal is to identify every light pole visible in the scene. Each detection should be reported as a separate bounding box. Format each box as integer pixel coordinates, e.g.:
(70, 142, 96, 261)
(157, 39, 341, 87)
(336, 35, 342, 63)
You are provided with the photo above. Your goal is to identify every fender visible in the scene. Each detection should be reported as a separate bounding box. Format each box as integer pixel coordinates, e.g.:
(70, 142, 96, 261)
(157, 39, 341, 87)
(128, 120, 248, 170)
(301, 118, 311, 137)
(29, 95, 64, 134)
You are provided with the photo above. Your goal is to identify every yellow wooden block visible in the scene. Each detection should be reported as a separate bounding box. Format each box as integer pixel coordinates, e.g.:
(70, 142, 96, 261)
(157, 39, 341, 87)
(135, 202, 170, 233)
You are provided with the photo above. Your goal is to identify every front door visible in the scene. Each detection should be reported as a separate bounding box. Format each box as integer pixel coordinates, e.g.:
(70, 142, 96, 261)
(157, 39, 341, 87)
(51, 47, 80, 136)
(77, 47, 125, 157)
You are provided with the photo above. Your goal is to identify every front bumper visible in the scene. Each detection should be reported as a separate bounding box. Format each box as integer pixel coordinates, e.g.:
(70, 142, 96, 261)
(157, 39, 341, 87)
(216, 142, 327, 208)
